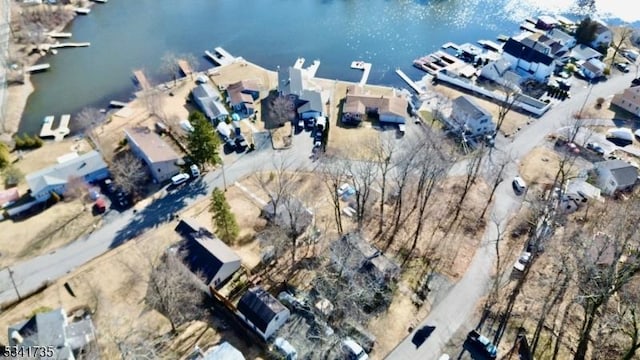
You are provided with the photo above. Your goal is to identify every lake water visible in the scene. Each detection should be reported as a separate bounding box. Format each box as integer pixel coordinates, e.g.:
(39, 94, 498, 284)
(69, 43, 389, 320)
(19, 0, 638, 134)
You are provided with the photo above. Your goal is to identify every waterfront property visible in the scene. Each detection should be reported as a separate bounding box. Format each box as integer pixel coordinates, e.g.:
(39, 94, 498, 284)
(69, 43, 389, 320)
(237, 286, 290, 340)
(611, 85, 640, 117)
(580, 58, 606, 80)
(570, 45, 603, 62)
(26, 150, 109, 202)
(451, 95, 496, 136)
(8, 308, 97, 360)
(281, 67, 325, 121)
(174, 218, 242, 289)
(124, 127, 181, 183)
(225, 80, 260, 117)
(192, 83, 229, 122)
(501, 37, 555, 81)
(341, 85, 408, 125)
(39, 114, 70, 141)
(590, 20, 613, 49)
(546, 28, 577, 49)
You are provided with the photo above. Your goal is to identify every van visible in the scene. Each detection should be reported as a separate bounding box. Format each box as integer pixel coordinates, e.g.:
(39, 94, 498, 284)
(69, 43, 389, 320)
(190, 164, 200, 178)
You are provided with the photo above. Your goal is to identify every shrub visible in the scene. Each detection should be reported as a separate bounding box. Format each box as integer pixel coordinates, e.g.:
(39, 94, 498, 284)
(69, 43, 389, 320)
(3, 165, 24, 187)
(603, 67, 611, 76)
(0, 143, 9, 169)
(14, 133, 43, 150)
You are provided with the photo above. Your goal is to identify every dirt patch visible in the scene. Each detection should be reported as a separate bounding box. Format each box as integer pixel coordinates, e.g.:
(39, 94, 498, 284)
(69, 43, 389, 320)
(518, 146, 577, 188)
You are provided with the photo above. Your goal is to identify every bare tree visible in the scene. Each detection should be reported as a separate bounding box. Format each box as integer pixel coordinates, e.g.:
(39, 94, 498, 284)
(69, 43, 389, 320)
(111, 151, 149, 195)
(347, 159, 377, 230)
(451, 147, 484, 225)
(160, 52, 180, 86)
(253, 156, 299, 221)
(181, 53, 199, 80)
(269, 95, 295, 128)
(321, 158, 350, 235)
(609, 27, 634, 69)
(64, 175, 89, 203)
(495, 86, 521, 135)
(75, 107, 105, 147)
(371, 136, 397, 236)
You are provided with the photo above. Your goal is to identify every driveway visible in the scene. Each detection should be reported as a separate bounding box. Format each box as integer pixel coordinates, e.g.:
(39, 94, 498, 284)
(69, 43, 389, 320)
(385, 70, 637, 359)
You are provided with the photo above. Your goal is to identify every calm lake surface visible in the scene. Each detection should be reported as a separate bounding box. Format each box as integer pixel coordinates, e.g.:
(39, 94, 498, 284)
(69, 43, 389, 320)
(19, 0, 637, 134)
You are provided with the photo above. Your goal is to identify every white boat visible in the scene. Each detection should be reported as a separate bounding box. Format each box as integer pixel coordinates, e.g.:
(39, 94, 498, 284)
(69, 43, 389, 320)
(74, 8, 91, 15)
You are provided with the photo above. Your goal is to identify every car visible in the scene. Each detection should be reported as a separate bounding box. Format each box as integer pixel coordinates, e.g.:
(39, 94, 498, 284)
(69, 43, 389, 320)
(566, 142, 580, 154)
(341, 338, 369, 360)
(615, 62, 630, 73)
(464, 330, 497, 359)
(274, 337, 298, 360)
(337, 183, 351, 196)
(513, 251, 532, 272)
(190, 164, 200, 178)
(632, 78, 640, 87)
(512, 176, 526, 194)
(171, 173, 190, 186)
(586, 142, 605, 155)
(104, 178, 116, 193)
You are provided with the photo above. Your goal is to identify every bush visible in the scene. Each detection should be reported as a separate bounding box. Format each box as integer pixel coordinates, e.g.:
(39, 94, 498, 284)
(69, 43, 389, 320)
(3, 165, 24, 187)
(14, 133, 43, 150)
(603, 67, 611, 76)
(0, 143, 9, 169)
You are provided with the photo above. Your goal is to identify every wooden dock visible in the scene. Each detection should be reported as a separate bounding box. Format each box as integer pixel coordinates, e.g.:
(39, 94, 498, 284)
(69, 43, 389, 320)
(47, 32, 72, 39)
(91, 0, 108, 3)
(351, 61, 372, 86)
(177, 59, 193, 76)
(40, 42, 90, 52)
(25, 64, 50, 73)
(520, 22, 543, 34)
(132, 70, 151, 90)
(40, 115, 71, 141)
(205, 47, 236, 66)
(109, 101, 127, 108)
(293, 57, 305, 69)
(395, 69, 425, 95)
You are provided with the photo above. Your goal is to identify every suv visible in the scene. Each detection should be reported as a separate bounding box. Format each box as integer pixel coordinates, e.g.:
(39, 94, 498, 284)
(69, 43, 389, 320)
(464, 330, 497, 359)
(512, 176, 526, 194)
(586, 142, 605, 155)
(171, 173, 190, 186)
(341, 338, 368, 360)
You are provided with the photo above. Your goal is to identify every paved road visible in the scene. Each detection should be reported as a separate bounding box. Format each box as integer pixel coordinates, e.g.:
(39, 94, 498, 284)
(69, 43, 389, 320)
(385, 70, 637, 359)
(0, 132, 316, 305)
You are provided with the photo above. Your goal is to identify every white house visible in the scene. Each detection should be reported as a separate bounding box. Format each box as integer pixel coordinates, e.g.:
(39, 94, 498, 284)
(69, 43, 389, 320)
(125, 127, 181, 183)
(594, 159, 638, 195)
(192, 83, 229, 122)
(237, 286, 290, 340)
(581, 58, 606, 80)
(591, 20, 613, 49)
(451, 95, 496, 136)
(570, 44, 603, 62)
(175, 218, 242, 289)
(501, 37, 556, 81)
(479, 59, 522, 91)
(547, 28, 577, 49)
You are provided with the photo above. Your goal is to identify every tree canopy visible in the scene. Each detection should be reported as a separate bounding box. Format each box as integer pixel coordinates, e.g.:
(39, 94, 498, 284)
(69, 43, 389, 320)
(209, 188, 239, 244)
(0, 143, 9, 169)
(575, 17, 599, 46)
(187, 111, 221, 168)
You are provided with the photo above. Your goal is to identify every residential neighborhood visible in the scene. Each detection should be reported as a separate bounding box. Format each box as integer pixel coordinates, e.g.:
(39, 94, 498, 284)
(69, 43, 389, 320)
(1, 3, 640, 360)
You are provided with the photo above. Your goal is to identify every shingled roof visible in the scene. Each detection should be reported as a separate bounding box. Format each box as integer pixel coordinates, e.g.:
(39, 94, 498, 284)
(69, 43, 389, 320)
(503, 38, 554, 66)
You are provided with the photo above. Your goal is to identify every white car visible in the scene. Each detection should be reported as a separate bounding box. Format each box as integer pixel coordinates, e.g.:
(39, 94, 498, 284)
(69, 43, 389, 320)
(342, 338, 368, 360)
(171, 173, 190, 186)
(512, 176, 526, 194)
(337, 183, 351, 196)
(513, 251, 532, 272)
(190, 164, 200, 178)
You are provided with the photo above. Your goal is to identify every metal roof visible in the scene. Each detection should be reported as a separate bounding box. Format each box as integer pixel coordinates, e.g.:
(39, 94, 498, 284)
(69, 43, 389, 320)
(237, 286, 288, 333)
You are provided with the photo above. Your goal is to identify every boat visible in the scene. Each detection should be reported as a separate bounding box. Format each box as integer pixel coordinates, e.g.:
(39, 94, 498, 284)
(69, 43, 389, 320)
(74, 8, 91, 15)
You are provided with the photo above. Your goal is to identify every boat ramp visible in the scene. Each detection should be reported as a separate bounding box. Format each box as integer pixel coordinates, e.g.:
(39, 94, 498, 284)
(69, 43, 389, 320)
(132, 70, 151, 90)
(351, 61, 372, 86)
(205, 47, 236, 66)
(40, 115, 71, 142)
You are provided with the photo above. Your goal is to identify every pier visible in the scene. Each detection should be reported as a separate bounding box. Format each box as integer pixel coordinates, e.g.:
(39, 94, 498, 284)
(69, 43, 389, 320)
(351, 61, 372, 86)
(292, 58, 320, 78)
(442, 42, 460, 51)
(395, 69, 425, 95)
(74, 8, 91, 15)
(520, 22, 543, 34)
(109, 101, 127, 108)
(40, 115, 71, 141)
(205, 47, 236, 66)
(293, 57, 305, 69)
(133, 70, 151, 90)
(25, 64, 50, 73)
(177, 59, 193, 76)
(91, 0, 108, 3)
(40, 42, 90, 52)
(47, 32, 72, 39)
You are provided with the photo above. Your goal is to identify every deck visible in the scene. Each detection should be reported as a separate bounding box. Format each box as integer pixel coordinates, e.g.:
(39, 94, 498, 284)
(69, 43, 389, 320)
(177, 59, 193, 76)
(133, 70, 151, 90)
(477, 40, 503, 53)
(351, 61, 372, 86)
(25, 64, 50, 73)
(40, 115, 71, 141)
(395, 69, 425, 95)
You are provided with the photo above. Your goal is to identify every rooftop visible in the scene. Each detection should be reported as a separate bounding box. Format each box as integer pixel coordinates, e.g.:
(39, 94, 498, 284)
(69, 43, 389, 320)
(597, 159, 639, 186)
(503, 37, 554, 66)
(26, 150, 107, 196)
(125, 127, 181, 164)
(237, 286, 288, 333)
(452, 95, 492, 120)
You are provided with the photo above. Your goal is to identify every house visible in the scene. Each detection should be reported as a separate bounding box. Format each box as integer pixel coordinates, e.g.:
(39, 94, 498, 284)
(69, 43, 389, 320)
(611, 86, 640, 117)
(536, 15, 558, 31)
(526, 33, 571, 62)
(192, 83, 229, 122)
(331, 233, 400, 283)
(570, 44, 603, 62)
(341, 85, 408, 124)
(594, 159, 639, 195)
(581, 58, 606, 80)
(479, 59, 522, 91)
(125, 127, 181, 183)
(174, 218, 242, 289)
(237, 286, 290, 340)
(451, 95, 496, 136)
(591, 20, 612, 49)
(280, 67, 325, 121)
(547, 28, 577, 49)
(501, 37, 556, 81)
(26, 150, 109, 202)
(261, 197, 313, 237)
(8, 308, 96, 360)
(226, 80, 260, 116)
(191, 342, 246, 360)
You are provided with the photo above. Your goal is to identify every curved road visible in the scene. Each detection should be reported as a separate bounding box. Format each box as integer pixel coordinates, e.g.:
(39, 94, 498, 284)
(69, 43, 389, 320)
(385, 70, 637, 359)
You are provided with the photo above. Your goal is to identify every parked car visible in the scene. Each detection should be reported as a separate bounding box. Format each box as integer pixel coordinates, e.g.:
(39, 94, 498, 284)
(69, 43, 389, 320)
(104, 178, 116, 193)
(512, 176, 526, 194)
(464, 330, 497, 359)
(190, 164, 200, 178)
(337, 183, 351, 196)
(171, 173, 190, 186)
(341, 338, 369, 360)
(274, 337, 298, 360)
(615, 62, 630, 73)
(632, 78, 640, 87)
(586, 142, 605, 155)
(513, 251, 532, 272)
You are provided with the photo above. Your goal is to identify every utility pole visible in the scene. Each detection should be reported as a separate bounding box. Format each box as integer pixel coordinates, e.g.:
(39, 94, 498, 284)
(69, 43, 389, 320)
(7, 267, 21, 301)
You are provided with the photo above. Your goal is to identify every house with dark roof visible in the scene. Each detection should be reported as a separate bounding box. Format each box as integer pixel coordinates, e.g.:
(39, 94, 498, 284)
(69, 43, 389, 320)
(125, 127, 181, 183)
(237, 286, 290, 340)
(226, 80, 260, 117)
(26, 150, 109, 202)
(7, 308, 96, 359)
(591, 20, 612, 49)
(581, 58, 606, 80)
(341, 85, 408, 125)
(594, 159, 638, 195)
(175, 218, 242, 289)
(525, 33, 571, 63)
(547, 28, 577, 49)
(501, 37, 555, 81)
(192, 83, 229, 122)
(451, 95, 496, 136)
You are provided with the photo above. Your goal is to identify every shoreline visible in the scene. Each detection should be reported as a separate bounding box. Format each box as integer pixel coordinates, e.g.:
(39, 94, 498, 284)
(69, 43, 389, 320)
(1, 1, 96, 143)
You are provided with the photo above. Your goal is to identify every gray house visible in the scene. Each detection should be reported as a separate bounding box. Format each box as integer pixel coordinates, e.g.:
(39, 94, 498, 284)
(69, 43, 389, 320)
(175, 218, 242, 289)
(8, 308, 96, 360)
(451, 95, 496, 136)
(26, 150, 109, 202)
(125, 127, 181, 183)
(594, 160, 638, 196)
(281, 67, 324, 121)
(237, 286, 290, 340)
(192, 83, 229, 122)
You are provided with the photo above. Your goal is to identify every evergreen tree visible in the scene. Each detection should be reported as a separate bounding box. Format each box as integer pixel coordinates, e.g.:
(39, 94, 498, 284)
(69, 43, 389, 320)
(0, 143, 9, 169)
(209, 188, 239, 244)
(187, 111, 221, 168)
(575, 17, 599, 46)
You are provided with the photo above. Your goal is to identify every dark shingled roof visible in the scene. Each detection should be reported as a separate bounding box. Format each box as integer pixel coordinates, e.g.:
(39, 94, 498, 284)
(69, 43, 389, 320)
(237, 287, 287, 333)
(503, 38, 554, 66)
(453, 95, 492, 120)
(598, 160, 639, 187)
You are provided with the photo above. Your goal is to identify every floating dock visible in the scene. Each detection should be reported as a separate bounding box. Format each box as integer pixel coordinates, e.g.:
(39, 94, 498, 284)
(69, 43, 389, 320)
(177, 59, 193, 76)
(442, 42, 460, 51)
(205, 47, 236, 66)
(109, 101, 127, 108)
(25, 63, 50, 73)
(74, 8, 91, 15)
(305, 60, 320, 78)
(351, 61, 372, 86)
(40, 115, 71, 142)
(395, 69, 425, 95)
(132, 70, 151, 90)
